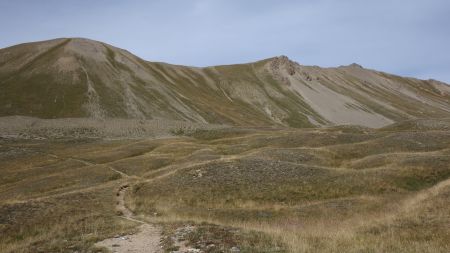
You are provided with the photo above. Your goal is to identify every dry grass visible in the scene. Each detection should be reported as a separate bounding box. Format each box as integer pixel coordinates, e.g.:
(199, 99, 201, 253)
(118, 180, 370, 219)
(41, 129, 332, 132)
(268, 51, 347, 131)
(1, 121, 449, 252)
(0, 116, 224, 140)
(0, 184, 137, 253)
(130, 125, 450, 252)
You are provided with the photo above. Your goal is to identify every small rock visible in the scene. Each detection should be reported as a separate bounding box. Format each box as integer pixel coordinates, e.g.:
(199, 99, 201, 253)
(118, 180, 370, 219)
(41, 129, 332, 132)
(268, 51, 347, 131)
(230, 246, 240, 252)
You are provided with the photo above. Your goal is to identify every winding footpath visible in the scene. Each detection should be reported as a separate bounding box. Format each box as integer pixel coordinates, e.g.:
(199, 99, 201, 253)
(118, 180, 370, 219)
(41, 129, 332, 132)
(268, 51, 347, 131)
(95, 184, 162, 253)
(42, 152, 163, 253)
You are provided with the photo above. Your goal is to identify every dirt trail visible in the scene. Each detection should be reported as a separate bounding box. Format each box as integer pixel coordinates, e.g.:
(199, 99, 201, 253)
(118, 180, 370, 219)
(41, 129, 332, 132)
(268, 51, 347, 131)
(50, 152, 163, 253)
(95, 184, 162, 253)
(95, 150, 224, 253)
(95, 224, 161, 253)
(43, 149, 255, 252)
(68, 157, 130, 178)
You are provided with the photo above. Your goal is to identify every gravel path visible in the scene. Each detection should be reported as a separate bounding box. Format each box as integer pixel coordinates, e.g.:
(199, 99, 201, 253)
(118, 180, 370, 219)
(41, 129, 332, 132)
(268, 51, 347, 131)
(95, 184, 163, 253)
(95, 223, 162, 253)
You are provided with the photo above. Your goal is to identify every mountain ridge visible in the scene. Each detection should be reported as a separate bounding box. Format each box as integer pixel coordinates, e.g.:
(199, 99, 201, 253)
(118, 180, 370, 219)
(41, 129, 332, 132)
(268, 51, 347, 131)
(1, 37, 450, 128)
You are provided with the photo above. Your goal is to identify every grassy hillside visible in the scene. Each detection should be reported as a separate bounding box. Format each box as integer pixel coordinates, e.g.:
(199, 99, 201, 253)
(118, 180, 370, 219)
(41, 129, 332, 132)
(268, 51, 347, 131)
(1, 38, 450, 128)
(1, 119, 449, 252)
(1, 37, 450, 252)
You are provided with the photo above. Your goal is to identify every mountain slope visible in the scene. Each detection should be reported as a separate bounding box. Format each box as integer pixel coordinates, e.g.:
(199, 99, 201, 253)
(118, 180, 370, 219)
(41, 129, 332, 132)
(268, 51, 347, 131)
(1, 38, 450, 128)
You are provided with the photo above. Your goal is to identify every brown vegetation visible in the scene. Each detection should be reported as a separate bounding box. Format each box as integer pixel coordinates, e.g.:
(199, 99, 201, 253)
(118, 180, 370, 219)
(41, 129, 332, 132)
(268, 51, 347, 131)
(1, 119, 449, 252)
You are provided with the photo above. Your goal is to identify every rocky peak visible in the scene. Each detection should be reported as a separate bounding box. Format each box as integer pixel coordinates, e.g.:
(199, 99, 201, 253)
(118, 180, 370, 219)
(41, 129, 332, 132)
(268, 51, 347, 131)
(269, 55, 300, 76)
(348, 63, 364, 69)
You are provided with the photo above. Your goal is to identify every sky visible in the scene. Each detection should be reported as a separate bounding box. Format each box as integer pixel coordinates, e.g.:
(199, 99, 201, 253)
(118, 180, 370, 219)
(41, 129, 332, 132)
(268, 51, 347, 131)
(1, 0, 449, 83)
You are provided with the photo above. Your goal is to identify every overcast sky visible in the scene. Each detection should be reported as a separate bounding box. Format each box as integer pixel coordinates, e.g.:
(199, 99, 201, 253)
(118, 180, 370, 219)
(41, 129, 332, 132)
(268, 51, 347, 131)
(1, 0, 449, 83)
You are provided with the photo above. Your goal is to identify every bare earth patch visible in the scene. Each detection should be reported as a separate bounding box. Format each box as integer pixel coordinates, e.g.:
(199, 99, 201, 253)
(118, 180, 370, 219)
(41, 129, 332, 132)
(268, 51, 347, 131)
(95, 224, 162, 253)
